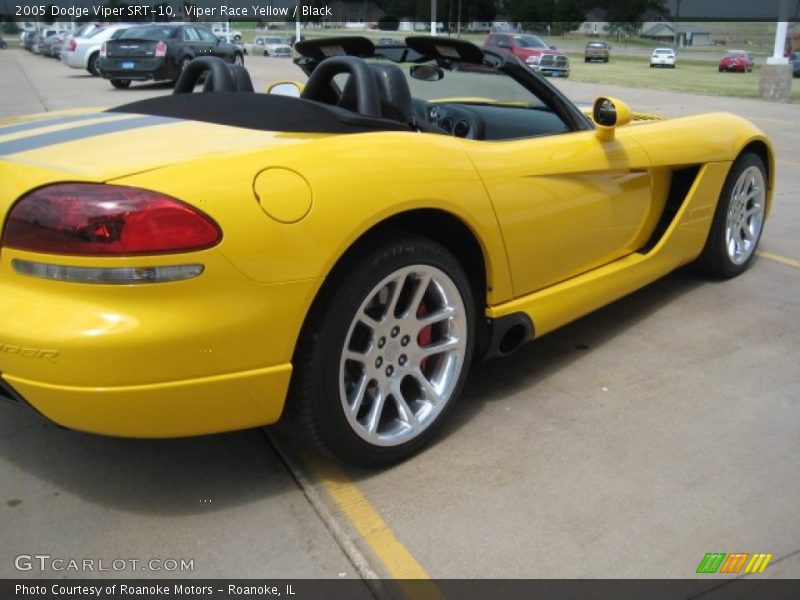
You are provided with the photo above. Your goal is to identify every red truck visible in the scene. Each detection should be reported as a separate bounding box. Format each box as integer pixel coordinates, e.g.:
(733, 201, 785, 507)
(484, 33, 570, 77)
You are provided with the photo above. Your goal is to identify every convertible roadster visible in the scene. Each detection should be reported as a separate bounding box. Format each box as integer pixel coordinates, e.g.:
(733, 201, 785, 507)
(0, 37, 773, 466)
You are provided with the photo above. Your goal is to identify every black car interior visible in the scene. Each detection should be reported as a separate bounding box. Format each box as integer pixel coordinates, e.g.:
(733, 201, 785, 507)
(132, 36, 588, 139)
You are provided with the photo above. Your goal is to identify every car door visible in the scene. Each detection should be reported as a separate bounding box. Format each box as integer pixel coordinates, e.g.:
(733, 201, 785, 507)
(196, 27, 225, 59)
(182, 26, 212, 58)
(468, 128, 654, 295)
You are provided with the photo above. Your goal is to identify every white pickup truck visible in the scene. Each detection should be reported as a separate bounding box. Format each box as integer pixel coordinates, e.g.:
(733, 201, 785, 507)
(210, 23, 243, 42)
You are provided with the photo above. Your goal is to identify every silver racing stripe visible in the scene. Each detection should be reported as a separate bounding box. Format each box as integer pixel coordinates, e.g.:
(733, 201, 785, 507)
(0, 115, 181, 156)
(0, 112, 123, 137)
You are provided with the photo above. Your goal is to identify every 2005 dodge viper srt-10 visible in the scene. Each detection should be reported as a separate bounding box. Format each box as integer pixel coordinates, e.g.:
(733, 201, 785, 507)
(0, 37, 773, 465)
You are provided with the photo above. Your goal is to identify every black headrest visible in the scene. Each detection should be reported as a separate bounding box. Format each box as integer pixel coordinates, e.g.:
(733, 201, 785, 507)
(338, 64, 414, 124)
(370, 64, 414, 125)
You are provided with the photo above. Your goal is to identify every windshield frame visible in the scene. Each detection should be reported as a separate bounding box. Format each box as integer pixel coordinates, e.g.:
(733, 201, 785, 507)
(294, 36, 593, 134)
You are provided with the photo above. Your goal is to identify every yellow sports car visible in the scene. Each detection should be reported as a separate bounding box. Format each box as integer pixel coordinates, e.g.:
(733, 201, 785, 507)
(0, 37, 773, 466)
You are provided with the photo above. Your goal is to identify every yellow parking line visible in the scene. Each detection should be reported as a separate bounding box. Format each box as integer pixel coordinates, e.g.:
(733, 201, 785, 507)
(758, 251, 800, 269)
(310, 455, 434, 581)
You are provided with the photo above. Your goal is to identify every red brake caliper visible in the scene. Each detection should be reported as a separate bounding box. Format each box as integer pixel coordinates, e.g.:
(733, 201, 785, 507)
(417, 302, 432, 373)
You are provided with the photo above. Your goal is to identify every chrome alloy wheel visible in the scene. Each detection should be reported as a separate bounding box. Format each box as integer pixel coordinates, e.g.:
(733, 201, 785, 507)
(725, 165, 765, 266)
(338, 265, 468, 447)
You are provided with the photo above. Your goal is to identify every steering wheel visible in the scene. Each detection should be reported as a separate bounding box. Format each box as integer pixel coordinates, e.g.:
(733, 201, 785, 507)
(173, 57, 235, 94)
(300, 56, 381, 119)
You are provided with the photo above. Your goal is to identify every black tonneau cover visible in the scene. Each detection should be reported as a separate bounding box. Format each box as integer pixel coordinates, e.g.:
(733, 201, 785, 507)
(109, 93, 411, 134)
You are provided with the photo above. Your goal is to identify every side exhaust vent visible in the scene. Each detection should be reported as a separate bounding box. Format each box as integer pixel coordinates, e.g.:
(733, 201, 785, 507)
(482, 312, 534, 361)
(641, 165, 701, 253)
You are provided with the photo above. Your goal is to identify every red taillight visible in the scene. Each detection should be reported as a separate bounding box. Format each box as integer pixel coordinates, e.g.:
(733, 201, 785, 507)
(3, 183, 222, 255)
(155, 41, 167, 57)
(100, 42, 106, 58)
(68, 39, 76, 52)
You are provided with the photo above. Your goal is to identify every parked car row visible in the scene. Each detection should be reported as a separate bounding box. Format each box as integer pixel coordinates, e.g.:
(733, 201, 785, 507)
(581, 44, 767, 74)
(474, 36, 764, 77)
(19, 22, 245, 90)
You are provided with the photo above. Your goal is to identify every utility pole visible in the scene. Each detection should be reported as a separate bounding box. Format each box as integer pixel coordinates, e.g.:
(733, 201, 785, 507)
(431, 0, 437, 36)
(759, 0, 792, 101)
(295, 1, 301, 43)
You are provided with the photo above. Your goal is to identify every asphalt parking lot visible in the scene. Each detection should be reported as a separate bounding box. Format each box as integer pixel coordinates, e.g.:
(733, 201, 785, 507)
(1, 47, 798, 586)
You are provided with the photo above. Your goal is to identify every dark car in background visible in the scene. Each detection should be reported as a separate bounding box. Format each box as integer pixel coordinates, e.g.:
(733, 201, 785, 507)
(484, 33, 570, 77)
(21, 31, 36, 51)
(98, 23, 244, 89)
(718, 50, 754, 73)
(791, 51, 800, 77)
(584, 40, 610, 62)
(0, 37, 6, 50)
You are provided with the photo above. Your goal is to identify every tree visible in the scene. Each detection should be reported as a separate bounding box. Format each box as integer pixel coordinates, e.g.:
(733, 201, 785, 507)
(509, 0, 589, 34)
(379, 15, 401, 31)
(594, 0, 667, 23)
(469, 0, 498, 22)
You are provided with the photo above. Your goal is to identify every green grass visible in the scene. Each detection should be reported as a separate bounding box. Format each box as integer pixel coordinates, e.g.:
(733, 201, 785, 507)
(565, 54, 800, 102)
(259, 28, 799, 102)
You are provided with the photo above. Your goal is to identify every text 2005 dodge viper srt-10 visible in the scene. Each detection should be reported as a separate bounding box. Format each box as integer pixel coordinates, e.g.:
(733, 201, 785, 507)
(0, 37, 773, 465)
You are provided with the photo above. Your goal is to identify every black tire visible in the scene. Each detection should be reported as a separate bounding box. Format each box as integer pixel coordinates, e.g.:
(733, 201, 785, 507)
(694, 152, 767, 278)
(584, 57, 589, 62)
(290, 235, 476, 467)
(87, 52, 99, 76)
(172, 56, 192, 84)
(110, 78, 131, 89)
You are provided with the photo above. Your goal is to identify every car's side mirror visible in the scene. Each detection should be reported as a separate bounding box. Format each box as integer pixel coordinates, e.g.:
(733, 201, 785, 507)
(549, 45, 556, 50)
(267, 81, 304, 97)
(410, 64, 444, 81)
(592, 96, 633, 141)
